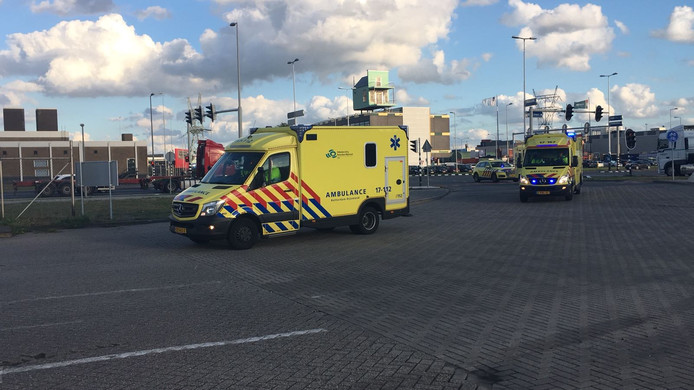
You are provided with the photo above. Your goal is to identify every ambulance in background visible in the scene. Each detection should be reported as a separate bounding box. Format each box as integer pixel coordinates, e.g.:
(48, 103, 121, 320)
(517, 130, 583, 202)
(169, 125, 410, 249)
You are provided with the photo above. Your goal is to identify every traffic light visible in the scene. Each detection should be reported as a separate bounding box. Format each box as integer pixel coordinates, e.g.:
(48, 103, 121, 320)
(595, 105, 603, 122)
(625, 129, 636, 149)
(185, 110, 192, 125)
(205, 103, 216, 122)
(565, 104, 573, 121)
(410, 139, 419, 153)
(194, 106, 203, 123)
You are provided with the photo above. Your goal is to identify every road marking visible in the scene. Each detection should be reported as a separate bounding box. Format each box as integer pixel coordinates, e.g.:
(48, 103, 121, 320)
(1, 281, 223, 305)
(0, 320, 83, 332)
(0, 328, 327, 377)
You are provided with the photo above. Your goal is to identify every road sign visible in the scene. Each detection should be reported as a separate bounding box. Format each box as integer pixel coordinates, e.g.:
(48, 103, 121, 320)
(524, 98, 537, 107)
(287, 110, 304, 119)
(165, 151, 176, 163)
(608, 115, 622, 121)
(573, 100, 587, 109)
(422, 140, 432, 153)
(532, 111, 543, 117)
(667, 130, 678, 143)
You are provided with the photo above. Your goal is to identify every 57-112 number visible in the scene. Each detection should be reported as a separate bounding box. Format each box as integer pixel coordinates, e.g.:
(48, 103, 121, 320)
(375, 186, 392, 194)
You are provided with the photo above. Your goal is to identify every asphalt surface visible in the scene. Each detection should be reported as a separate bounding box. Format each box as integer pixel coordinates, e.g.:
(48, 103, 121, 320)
(2, 177, 694, 389)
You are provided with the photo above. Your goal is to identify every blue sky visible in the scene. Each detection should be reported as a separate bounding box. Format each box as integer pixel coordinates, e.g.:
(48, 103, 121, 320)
(1, 0, 692, 155)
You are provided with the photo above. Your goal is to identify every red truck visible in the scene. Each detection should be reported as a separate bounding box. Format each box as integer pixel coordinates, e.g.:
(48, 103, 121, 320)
(150, 139, 225, 192)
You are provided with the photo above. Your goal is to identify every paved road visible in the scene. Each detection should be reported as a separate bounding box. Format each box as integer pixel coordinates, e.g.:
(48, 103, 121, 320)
(1, 178, 694, 389)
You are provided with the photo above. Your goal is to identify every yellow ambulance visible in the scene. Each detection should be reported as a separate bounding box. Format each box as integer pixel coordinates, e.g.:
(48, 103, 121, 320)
(169, 125, 410, 249)
(517, 130, 583, 202)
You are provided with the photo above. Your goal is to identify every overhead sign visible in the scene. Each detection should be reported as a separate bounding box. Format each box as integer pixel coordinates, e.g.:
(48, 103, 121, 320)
(524, 98, 537, 107)
(422, 140, 432, 153)
(573, 100, 587, 109)
(287, 109, 304, 119)
(531, 111, 543, 118)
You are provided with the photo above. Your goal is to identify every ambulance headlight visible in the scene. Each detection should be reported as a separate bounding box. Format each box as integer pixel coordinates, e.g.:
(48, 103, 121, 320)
(557, 174, 570, 185)
(200, 200, 225, 216)
(519, 175, 530, 185)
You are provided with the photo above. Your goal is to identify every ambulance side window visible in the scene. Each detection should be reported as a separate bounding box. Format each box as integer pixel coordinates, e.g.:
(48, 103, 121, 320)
(365, 143, 377, 167)
(260, 152, 290, 185)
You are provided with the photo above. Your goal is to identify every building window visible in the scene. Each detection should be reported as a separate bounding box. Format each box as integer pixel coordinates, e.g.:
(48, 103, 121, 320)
(64, 150, 68, 155)
(34, 150, 38, 155)
(94, 150, 98, 154)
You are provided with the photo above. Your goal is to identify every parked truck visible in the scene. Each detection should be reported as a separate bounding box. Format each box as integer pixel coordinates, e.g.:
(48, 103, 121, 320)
(169, 125, 410, 249)
(656, 125, 694, 176)
(517, 130, 583, 202)
(149, 139, 225, 192)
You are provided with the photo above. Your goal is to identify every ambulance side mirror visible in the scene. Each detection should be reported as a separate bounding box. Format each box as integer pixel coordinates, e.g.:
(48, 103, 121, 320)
(571, 156, 578, 167)
(250, 167, 265, 190)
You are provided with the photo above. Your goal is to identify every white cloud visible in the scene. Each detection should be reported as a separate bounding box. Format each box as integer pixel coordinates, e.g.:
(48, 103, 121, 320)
(395, 89, 429, 106)
(615, 20, 629, 34)
(31, 0, 115, 15)
(652, 6, 694, 43)
(612, 83, 658, 119)
(398, 50, 473, 84)
(0, 80, 43, 106)
(135, 6, 171, 21)
(503, 1, 615, 71)
(460, 0, 498, 6)
(481, 53, 493, 62)
(0, 14, 214, 97)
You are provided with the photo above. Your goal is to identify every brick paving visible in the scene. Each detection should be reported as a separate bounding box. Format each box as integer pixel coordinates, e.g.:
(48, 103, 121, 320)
(1, 179, 693, 389)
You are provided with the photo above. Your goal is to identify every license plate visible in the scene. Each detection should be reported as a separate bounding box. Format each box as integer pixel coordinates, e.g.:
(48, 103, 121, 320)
(174, 226, 187, 234)
(537, 191, 550, 195)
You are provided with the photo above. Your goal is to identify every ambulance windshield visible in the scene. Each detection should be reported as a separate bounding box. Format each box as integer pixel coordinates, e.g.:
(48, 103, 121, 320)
(524, 148, 570, 167)
(201, 151, 264, 185)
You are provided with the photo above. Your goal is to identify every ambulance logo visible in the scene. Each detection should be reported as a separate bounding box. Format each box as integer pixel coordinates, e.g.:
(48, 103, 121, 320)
(390, 135, 401, 150)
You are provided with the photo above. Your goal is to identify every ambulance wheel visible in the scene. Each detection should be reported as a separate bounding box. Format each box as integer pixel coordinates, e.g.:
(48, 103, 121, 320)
(565, 186, 574, 201)
(349, 207, 379, 235)
(491, 173, 499, 182)
(227, 218, 259, 249)
(520, 192, 529, 203)
(473, 173, 480, 182)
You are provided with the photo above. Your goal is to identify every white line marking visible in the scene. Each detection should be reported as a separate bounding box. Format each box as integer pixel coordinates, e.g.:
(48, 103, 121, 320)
(2, 281, 222, 305)
(0, 328, 327, 377)
(1, 320, 83, 332)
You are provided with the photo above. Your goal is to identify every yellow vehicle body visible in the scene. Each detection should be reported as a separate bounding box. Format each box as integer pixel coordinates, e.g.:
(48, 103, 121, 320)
(169, 125, 410, 248)
(518, 132, 583, 202)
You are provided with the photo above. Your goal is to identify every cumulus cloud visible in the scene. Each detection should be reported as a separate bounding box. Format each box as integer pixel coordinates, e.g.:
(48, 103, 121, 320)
(0, 14, 217, 97)
(460, 0, 498, 6)
(398, 50, 473, 84)
(652, 6, 694, 43)
(395, 89, 429, 106)
(135, 6, 171, 21)
(31, 0, 115, 15)
(503, 0, 615, 71)
(612, 83, 658, 119)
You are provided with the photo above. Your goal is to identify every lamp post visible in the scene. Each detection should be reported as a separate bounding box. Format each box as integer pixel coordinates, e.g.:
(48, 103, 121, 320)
(449, 111, 457, 166)
(674, 116, 682, 126)
(149, 93, 155, 175)
(512, 35, 536, 137)
(288, 58, 299, 115)
(600, 72, 617, 164)
(79, 123, 85, 216)
(505, 102, 513, 160)
(339, 86, 354, 125)
(230, 22, 243, 138)
(670, 107, 679, 129)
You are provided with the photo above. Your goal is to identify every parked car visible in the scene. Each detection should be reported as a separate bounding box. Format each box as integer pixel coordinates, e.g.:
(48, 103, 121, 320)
(624, 160, 651, 170)
(409, 165, 421, 175)
(679, 163, 694, 176)
(583, 160, 598, 168)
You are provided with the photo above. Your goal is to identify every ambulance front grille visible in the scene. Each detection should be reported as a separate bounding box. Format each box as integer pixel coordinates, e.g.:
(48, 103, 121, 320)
(172, 202, 199, 218)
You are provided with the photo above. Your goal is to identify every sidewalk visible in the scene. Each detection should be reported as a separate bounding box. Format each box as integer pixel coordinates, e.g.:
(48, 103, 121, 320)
(410, 186, 449, 204)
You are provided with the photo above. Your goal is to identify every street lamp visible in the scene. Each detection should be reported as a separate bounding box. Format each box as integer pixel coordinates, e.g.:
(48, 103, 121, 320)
(674, 116, 682, 126)
(339, 86, 354, 125)
(505, 102, 513, 160)
(512, 35, 536, 136)
(449, 111, 457, 166)
(670, 107, 678, 129)
(288, 58, 299, 115)
(600, 72, 617, 164)
(79, 123, 85, 216)
(230, 22, 243, 138)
